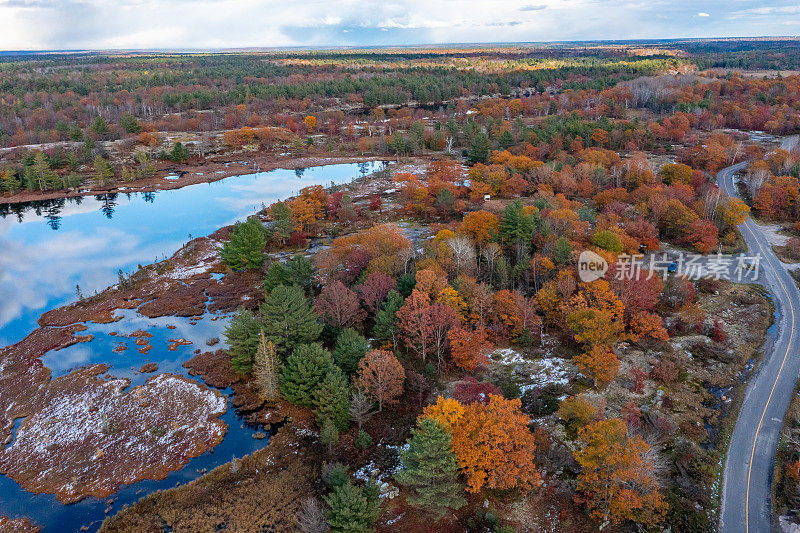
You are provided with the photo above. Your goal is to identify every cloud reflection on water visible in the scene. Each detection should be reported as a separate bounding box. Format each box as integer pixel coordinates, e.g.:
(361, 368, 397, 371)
(0, 162, 384, 347)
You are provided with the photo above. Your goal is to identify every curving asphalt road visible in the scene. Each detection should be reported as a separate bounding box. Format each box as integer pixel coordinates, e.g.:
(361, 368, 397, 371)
(718, 160, 800, 533)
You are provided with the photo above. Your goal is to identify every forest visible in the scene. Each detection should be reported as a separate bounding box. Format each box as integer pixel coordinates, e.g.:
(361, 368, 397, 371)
(2, 38, 800, 533)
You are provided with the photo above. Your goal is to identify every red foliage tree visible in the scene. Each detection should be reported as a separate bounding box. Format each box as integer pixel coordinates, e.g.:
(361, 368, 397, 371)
(686, 218, 719, 253)
(452, 377, 502, 405)
(426, 303, 460, 370)
(314, 280, 364, 328)
(357, 272, 397, 314)
(397, 289, 433, 362)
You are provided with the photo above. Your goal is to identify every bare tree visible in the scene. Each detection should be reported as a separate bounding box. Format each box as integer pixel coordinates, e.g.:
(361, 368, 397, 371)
(349, 390, 375, 431)
(253, 331, 280, 401)
(447, 235, 476, 275)
(296, 497, 329, 533)
(744, 163, 770, 198)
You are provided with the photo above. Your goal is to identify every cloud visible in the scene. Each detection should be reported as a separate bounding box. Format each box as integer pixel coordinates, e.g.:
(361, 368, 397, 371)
(0, 0, 797, 49)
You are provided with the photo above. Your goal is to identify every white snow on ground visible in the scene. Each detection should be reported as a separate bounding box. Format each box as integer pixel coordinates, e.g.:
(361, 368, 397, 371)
(490, 346, 573, 393)
(0, 371, 227, 502)
(354, 459, 400, 499)
(492, 347, 525, 365)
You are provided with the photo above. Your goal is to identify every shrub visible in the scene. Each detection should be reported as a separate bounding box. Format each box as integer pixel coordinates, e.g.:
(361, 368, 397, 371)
(356, 430, 373, 450)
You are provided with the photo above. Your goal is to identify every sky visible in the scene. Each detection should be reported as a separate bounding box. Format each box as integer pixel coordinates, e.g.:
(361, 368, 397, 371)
(0, 0, 799, 51)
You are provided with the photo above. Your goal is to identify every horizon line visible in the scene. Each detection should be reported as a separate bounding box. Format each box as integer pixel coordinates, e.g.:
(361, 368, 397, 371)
(1, 35, 799, 55)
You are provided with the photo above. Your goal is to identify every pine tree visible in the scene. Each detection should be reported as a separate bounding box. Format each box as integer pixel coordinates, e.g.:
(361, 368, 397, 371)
(169, 141, 190, 163)
(32, 151, 57, 191)
(262, 261, 288, 293)
(372, 290, 403, 349)
(320, 418, 339, 456)
(500, 200, 538, 260)
(395, 418, 466, 521)
(333, 328, 369, 375)
(313, 366, 351, 431)
(220, 218, 267, 271)
(260, 284, 323, 356)
(324, 480, 380, 533)
(279, 343, 333, 406)
(498, 129, 514, 149)
(224, 309, 262, 374)
(93, 155, 115, 186)
(285, 254, 316, 291)
(467, 132, 491, 164)
(268, 201, 293, 245)
(90, 116, 110, 136)
(120, 113, 142, 134)
(253, 331, 280, 400)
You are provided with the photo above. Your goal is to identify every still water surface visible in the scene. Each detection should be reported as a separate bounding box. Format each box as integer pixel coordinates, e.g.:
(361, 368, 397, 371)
(0, 161, 384, 531)
(0, 162, 383, 347)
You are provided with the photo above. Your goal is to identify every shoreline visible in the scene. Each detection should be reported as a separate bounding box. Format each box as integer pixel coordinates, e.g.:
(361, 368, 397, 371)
(0, 156, 402, 526)
(0, 153, 395, 206)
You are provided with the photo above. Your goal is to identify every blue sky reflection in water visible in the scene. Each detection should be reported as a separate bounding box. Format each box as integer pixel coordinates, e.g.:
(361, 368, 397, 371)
(0, 161, 385, 347)
(0, 310, 263, 532)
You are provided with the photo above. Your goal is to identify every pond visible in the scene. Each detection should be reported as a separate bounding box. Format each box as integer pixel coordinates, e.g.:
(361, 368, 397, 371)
(0, 311, 257, 532)
(0, 161, 385, 347)
(0, 161, 386, 531)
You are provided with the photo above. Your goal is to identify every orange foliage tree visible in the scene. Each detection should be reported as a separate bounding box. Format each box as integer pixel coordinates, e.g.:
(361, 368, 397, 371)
(458, 210, 499, 246)
(304, 115, 316, 132)
(573, 345, 620, 386)
(354, 350, 405, 411)
(424, 395, 539, 493)
(575, 418, 667, 526)
(289, 185, 328, 232)
(448, 327, 492, 371)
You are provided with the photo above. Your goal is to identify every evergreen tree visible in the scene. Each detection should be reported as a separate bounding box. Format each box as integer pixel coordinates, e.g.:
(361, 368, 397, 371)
(467, 132, 491, 164)
(324, 480, 380, 533)
(93, 155, 115, 186)
(285, 254, 316, 292)
(169, 142, 190, 163)
(498, 129, 515, 149)
(313, 366, 351, 431)
(253, 331, 280, 400)
(224, 309, 262, 374)
(90, 116, 110, 136)
(395, 418, 465, 521)
(260, 284, 323, 356)
(553, 236, 573, 265)
(119, 113, 142, 134)
(280, 343, 333, 406)
(32, 151, 58, 191)
(500, 200, 538, 260)
(268, 201, 293, 245)
(333, 328, 369, 375)
(396, 274, 416, 297)
(372, 290, 403, 349)
(220, 218, 267, 271)
(320, 418, 339, 456)
(262, 260, 288, 293)
(263, 255, 315, 294)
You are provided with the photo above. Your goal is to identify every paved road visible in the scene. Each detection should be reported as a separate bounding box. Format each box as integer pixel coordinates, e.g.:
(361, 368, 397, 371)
(718, 161, 800, 533)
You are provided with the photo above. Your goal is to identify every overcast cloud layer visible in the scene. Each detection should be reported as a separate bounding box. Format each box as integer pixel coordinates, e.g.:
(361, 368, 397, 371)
(1, 0, 799, 50)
